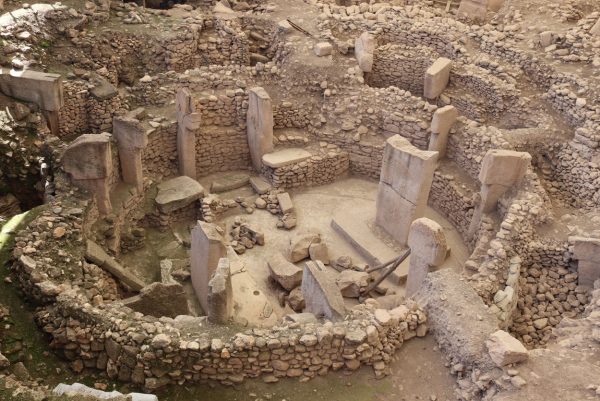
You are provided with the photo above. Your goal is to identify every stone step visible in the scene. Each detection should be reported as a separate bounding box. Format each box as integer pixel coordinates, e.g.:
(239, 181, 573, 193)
(262, 148, 312, 168)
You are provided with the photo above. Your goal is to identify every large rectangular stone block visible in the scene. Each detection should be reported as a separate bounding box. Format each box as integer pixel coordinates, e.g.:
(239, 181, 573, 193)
(191, 221, 226, 313)
(0, 68, 63, 111)
(478, 149, 531, 187)
(380, 135, 438, 205)
(301, 261, 345, 321)
(375, 183, 424, 246)
(424, 58, 452, 99)
(247, 87, 273, 171)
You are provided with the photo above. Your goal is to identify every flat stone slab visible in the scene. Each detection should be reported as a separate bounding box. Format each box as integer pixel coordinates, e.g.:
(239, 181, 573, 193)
(155, 176, 204, 213)
(262, 148, 311, 168)
(332, 207, 408, 283)
(85, 240, 145, 291)
(211, 173, 250, 193)
(249, 176, 271, 194)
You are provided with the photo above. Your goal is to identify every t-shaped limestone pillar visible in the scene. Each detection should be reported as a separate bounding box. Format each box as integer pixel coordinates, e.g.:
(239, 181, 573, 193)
(429, 105, 458, 158)
(191, 221, 226, 313)
(376, 135, 439, 246)
(176, 88, 201, 180)
(406, 218, 448, 297)
(468, 149, 531, 237)
(247, 87, 274, 171)
(570, 237, 600, 289)
(63, 133, 113, 215)
(113, 116, 148, 192)
(424, 58, 452, 99)
(207, 257, 233, 324)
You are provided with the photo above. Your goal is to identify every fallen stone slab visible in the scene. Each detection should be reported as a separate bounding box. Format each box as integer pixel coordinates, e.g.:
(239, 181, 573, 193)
(122, 282, 190, 318)
(85, 240, 145, 291)
(268, 252, 303, 291)
(262, 148, 311, 168)
(302, 260, 345, 321)
(249, 176, 271, 194)
(211, 173, 250, 193)
(289, 232, 321, 262)
(155, 176, 205, 213)
(276, 192, 294, 214)
(486, 330, 528, 367)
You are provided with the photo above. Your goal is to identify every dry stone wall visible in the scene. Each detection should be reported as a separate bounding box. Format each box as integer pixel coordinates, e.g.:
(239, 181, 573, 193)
(262, 150, 350, 189)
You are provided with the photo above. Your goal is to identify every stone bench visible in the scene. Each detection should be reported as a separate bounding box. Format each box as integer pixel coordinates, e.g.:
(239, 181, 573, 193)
(262, 148, 312, 168)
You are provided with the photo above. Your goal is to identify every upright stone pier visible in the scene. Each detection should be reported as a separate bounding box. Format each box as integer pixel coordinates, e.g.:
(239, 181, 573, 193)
(191, 221, 226, 313)
(406, 218, 448, 297)
(113, 116, 147, 192)
(570, 237, 600, 289)
(468, 149, 531, 236)
(424, 58, 452, 99)
(428, 105, 458, 158)
(375, 135, 438, 246)
(247, 87, 274, 171)
(176, 88, 201, 179)
(63, 133, 113, 215)
(355, 32, 375, 72)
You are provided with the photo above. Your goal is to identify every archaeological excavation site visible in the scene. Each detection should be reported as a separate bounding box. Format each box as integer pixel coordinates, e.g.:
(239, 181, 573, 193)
(1, 0, 600, 400)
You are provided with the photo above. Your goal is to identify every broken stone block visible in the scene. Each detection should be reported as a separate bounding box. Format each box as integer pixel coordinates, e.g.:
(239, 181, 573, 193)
(486, 330, 528, 367)
(309, 242, 330, 265)
(268, 252, 303, 291)
(155, 176, 205, 213)
(336, 270, 369, 298)
(314, 42, 333, 56)
(276, 192, 294, 214)
(287, 287, 305, 312)
(289, 232, 321, 262)
(122, 282, 189, 318)
(302, 261, 345, 321)
(355, 32, 375, 72)
(424, 57, 452, 99)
